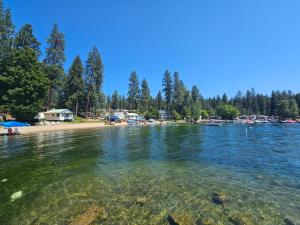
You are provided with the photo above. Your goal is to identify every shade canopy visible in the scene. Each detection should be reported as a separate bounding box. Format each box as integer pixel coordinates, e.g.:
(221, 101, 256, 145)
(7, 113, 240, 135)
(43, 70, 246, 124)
(0, 121, 30, 128)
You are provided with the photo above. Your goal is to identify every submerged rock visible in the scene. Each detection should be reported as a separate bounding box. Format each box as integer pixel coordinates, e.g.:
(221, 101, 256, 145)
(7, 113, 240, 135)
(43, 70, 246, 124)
(69, 205, 106, 225)
(135, 197, 147, 206)
(229, 215, 255, 225)
(196, 218, 215, 225)
(255, 175, 264, 180)
(284, 217, 300, 225)
(167, 215, 179, 225)
(166, 213, 194, 225)
(212, 192, 229, 205)
(11, 191, 22, 201)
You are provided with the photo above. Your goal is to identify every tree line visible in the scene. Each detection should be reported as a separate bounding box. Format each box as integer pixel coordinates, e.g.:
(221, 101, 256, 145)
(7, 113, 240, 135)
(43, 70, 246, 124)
(109, 70, 204, 121)
(0, 0, 104, 121)
(108, 71, 299, 121)
(0, 0, 299, 121)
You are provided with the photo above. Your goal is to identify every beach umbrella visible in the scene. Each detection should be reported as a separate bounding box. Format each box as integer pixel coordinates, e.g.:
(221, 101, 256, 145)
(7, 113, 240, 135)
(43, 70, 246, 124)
(0, 121, 30, 128)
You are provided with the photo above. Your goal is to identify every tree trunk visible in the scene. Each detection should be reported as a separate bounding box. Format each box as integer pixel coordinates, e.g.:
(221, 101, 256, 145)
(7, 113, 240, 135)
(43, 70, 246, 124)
(86, 94, 90, 116)
(47, 87, 53, 110)
(75, 96, 78, 117)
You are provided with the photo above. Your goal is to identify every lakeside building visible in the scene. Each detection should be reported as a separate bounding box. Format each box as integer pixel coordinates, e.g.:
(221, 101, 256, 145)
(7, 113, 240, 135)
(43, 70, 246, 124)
(111, 111, 126, 120)
(256, 115, 269, 120)
(43, 109, 74, 121)
(125, 112, 139, 120)
(159, 110, 169, 120)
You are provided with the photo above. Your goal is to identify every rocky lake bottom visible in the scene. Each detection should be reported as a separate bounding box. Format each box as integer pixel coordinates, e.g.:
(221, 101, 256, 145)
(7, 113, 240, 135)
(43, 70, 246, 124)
(1, 124, 300, 225)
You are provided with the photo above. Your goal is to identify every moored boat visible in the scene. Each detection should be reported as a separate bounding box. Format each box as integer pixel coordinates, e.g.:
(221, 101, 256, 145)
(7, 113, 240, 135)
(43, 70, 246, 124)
(202, 121, 222, 126)
(281, 119, 297, 123)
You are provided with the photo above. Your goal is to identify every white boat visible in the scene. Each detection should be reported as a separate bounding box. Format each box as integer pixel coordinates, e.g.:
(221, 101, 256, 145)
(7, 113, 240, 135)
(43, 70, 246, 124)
(203, 122, 222, 126)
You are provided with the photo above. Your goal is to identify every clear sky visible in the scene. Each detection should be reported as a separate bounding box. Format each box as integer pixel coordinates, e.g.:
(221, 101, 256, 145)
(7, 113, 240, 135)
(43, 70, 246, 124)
(5, 0, 300, 97)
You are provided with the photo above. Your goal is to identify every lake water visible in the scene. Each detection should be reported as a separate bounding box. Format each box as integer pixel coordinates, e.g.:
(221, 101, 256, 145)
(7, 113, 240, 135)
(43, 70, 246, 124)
(1, 124, 300, 224)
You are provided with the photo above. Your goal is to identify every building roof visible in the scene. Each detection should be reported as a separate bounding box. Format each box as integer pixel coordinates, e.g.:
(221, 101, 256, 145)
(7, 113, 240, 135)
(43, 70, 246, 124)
(44, 109, 73, 114)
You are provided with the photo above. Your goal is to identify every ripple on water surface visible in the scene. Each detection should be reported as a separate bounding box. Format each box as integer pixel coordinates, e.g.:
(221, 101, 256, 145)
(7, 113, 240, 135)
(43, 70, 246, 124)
(0, 124, 300, 224)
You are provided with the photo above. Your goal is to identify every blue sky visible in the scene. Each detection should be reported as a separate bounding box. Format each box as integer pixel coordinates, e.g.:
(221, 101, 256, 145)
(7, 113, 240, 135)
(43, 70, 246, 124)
(5, 0, 300, 97)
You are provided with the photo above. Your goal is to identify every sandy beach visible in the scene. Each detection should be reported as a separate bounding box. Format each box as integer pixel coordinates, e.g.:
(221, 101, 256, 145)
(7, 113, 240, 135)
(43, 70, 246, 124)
(0, 122, 128, 135)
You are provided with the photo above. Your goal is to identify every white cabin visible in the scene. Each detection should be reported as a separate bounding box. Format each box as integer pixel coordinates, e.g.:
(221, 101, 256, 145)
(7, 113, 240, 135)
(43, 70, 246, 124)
(125, 112, 139, 120)
(159, 110, 169, 120)
(44, 109, 74, 121)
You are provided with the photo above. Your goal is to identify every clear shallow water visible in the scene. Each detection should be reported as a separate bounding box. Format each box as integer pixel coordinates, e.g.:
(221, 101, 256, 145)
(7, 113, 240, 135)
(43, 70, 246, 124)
(0, 124, 300, 224)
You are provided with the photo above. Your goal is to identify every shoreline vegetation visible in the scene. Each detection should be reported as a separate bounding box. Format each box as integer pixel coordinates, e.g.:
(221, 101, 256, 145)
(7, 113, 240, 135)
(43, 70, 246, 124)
(1, 0, 300, 124)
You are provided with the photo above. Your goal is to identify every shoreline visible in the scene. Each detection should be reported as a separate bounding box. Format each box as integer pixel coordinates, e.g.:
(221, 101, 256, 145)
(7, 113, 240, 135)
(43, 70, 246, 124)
(2, 120, 296, 136)
(1, 122, 128, 135)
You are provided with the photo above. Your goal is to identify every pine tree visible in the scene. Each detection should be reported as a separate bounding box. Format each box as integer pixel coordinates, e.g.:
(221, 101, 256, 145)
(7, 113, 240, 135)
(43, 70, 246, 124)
(167, 72, 186, 118)
(172, 72, 185, 113)
(43, 24, 65, 109)
(289, 99, 298, 119)
(245, 90, 252, 113)
(106, 95, 111, 110)
(277, 100, 290, 119)
(44, 24, 65, 66)
(191, 85, 200, 104)
(250, 88, 258, 114)
(140, 79, 151, 112)
(87, 46, 103, 91)
(233, 90, 243, 112)
(270, 91, 279, 116)
(156, 90, 163, 110)
(65, 56, 84, 117)
(15, 24, 41, 56)
(119, 95, 127, 110)
(162, 70, 172, 112)
(85, 46, 104, 114)
(127, 71, 140, 110)
(295, 93, 300, 111)
(222, 93, 228, 104)
(257, 94, 268, 115)
(183, 90, 192, 119)
(111, 90, 119, 110)
(0, 0, 14, 59)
